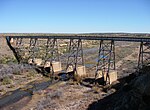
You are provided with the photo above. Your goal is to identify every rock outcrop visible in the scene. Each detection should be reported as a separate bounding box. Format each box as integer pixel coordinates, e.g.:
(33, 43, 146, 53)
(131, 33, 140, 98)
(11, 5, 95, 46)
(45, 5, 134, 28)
(88, 65, 150, 110)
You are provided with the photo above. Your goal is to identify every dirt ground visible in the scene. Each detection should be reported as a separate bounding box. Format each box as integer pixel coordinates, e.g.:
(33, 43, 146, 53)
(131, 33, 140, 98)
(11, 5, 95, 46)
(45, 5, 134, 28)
(0, 37, 142, 110)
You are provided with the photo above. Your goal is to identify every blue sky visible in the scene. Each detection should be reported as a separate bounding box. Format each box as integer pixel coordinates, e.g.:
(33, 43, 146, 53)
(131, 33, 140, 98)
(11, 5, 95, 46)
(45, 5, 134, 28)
(0, 0, 150, 33)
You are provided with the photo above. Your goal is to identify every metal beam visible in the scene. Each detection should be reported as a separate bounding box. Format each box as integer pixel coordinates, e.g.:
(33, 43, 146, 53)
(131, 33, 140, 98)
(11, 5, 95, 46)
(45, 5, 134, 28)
(95, 40, 115, 84)
(138, 42, 150, 68)
(28, 38, 38, 63)
(8, 35, 150, 42)
(66, 39, 84, 73)
(44, 38, 59, 62)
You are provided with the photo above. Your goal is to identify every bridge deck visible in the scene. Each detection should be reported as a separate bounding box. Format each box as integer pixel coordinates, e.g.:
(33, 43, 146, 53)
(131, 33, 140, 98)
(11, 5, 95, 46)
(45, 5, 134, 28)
(8, 35, 150, 42)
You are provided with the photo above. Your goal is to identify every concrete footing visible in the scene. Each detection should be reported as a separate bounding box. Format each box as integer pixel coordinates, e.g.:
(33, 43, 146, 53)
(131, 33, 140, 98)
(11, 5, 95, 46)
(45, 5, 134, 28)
(28, 59, 33, 64)
(108, 70, 118, 84)
(66, 65, 87, 78)
(75, 66, 87, 78)
(33, 58, 43, 66)
(44, 61, 62, 73)
(96, 70, 118, 84)
(66, 65, 74, 73)
(28, 58, 43, 65)
(44, 61, 51, 68)
(10, 38, 14, 44)
(96, 70, 103, 79)
(52, 61, 62, 73)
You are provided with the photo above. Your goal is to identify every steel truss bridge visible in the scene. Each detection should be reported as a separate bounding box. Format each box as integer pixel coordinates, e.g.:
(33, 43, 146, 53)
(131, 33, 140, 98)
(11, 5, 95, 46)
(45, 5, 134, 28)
(6, 35, 150, 84)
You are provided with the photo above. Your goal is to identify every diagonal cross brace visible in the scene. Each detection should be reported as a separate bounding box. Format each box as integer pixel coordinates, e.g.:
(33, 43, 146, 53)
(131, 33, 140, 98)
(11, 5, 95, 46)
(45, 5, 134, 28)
(95, 40, 115, 84)
(138, 42, 150, 68)
(66, 39, 84, 72)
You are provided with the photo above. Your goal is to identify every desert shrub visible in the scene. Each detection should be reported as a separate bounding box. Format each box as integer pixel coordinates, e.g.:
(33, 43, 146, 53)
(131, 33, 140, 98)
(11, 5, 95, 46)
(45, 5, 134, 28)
(35, 91, 62, 110)
(2, 76, 12, 85)
(46, 91, 62, 99)
(0, 88, 5, 93)
(0, 58, 7, 64)
(27, 69, 38, 77)
(13, 69, 21, 75)
(0, 56, 17, 64)
(0, 66, 13, 80)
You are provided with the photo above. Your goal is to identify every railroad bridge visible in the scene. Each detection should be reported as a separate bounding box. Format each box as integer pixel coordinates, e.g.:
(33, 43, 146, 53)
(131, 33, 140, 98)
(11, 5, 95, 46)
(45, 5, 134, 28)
(5, 34, 150, 84)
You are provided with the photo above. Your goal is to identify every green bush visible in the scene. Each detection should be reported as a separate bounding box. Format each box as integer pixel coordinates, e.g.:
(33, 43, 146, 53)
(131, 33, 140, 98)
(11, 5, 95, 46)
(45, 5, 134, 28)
(0, 56, 17, 64)
(2, 76, 12, 85)
(27, 70, 37, 77)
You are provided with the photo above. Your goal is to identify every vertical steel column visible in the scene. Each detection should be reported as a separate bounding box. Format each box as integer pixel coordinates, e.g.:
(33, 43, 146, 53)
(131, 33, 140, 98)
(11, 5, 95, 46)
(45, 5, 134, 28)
(138, 42, 143, 68)
(28, 38, 38, 62)
(66, 39, 84, 73)
(6, 37, 21, 63)
(16, 38, 23, 47)
(14, 38, 23, 62)
(44, 38, 59, 62)
(44, 38, 60, 74)
(95, 40, 115, 84)
(138, 42, 150, 68)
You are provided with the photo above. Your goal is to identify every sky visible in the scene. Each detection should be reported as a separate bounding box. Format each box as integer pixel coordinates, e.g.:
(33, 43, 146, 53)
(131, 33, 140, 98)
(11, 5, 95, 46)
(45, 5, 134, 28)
(0, 0, 150, 33)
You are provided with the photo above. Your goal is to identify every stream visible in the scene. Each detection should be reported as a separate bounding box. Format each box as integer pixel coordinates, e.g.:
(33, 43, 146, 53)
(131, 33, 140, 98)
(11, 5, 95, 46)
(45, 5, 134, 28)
(0, 79, 58, 109)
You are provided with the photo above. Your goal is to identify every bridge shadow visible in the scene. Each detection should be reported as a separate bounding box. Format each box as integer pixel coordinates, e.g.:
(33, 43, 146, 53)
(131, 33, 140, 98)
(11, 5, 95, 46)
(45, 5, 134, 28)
(86, 67, 146, 110)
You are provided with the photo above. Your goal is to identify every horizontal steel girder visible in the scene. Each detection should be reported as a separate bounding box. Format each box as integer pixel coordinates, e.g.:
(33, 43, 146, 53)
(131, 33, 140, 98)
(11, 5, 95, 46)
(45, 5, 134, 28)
(8, 35, 150, 42)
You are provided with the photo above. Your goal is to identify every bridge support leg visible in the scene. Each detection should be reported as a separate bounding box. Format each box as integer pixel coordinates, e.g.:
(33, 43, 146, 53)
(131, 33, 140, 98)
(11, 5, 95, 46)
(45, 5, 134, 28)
(138, 42, 150, 68)
(44, 38, 61, 75)
(6, 37, 21, 63)
(95, 40, 116, 84)
(44, 38, 59, 62)
(66, 39, 85, 78)
(13, 38, 24, 63)
(28, 38, 38, 63)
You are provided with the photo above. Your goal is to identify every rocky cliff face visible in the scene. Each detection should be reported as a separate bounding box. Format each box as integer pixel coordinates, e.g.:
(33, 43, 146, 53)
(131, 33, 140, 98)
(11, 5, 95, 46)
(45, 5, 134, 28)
(88, 65, 150, 110)
(113, 66, 150, 110)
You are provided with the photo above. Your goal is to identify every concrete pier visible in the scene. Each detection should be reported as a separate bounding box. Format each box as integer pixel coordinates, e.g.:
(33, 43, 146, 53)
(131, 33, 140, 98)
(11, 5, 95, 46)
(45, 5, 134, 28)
(106, 70, 118, 84)
(33, 58, 43, 66)
(52, 61, 62, 73)
(75, 66, 87, 78)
